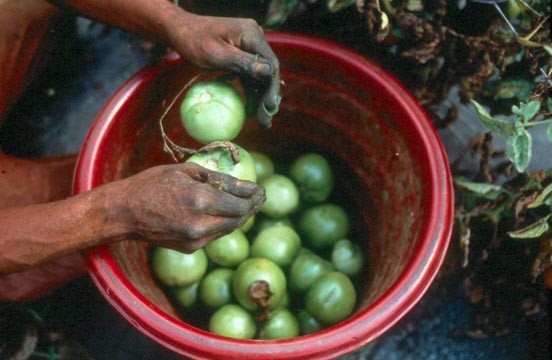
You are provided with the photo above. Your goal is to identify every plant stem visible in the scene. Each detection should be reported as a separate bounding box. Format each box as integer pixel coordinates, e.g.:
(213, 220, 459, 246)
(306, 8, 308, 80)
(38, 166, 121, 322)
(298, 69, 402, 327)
(523, 118, 552, 128)
(31, 351, 60, 360)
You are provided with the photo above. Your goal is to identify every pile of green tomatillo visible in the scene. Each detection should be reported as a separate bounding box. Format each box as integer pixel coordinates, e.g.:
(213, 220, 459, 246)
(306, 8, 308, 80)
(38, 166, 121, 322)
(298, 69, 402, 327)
(150, 80, 366, 340)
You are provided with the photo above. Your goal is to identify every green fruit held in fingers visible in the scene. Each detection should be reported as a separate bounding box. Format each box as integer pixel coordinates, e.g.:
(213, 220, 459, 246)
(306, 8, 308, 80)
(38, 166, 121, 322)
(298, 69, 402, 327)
(180, 81, 245, 144)
(186, 143, 257, 182)
(240, 214, 256, 233)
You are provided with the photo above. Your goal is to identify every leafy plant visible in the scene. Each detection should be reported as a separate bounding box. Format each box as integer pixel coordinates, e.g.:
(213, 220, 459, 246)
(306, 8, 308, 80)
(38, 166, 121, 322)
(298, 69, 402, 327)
(260, 0, 551, 337)
(471, 98, 552, 172)
(175, 0, 550, 339)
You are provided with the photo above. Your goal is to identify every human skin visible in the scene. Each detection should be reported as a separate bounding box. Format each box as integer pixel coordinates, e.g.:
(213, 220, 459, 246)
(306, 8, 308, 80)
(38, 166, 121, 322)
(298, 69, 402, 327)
(0, 0, 278, 302)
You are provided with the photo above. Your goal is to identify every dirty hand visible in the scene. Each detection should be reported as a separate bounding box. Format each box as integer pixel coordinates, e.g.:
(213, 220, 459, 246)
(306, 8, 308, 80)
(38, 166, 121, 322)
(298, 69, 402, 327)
(168, 13, 281, 128)
(117, 162, 265, 252)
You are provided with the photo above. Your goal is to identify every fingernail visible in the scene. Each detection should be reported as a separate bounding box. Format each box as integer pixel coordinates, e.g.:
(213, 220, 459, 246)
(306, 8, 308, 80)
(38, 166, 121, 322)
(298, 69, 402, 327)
(240, 180, 257, 192)
(262, 97, 280, 117)
(254, 62, 272, 78)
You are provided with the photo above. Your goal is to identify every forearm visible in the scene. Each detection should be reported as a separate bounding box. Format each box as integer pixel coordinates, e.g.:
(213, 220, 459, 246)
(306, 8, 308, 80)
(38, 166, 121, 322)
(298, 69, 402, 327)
(52, 0, 192, 45)
(0, 186, 127, 275)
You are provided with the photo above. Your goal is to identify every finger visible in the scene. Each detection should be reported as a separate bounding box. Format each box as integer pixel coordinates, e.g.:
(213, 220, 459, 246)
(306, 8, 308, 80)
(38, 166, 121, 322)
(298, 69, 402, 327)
(196, 182, 265, 217)
(240, 34, 281, 129)
(181, 162, 259, 198)
(240, 31, 280, 81)
(203, 214, 254, 242)
(211, 169, 262, 199)
(256, 77, 281, 129)
(179, 163, 265, 217)
(187, 195, 263, 246)
(184, 215, 250, 251)
(169, 216, 245, 252)
(230, 50, 280, 128)
(214, 46, 273, 81)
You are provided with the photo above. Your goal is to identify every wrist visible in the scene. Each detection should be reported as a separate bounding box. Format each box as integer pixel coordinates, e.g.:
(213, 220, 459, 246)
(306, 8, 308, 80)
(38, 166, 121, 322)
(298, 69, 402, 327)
(79, 181, 133, 247)
(159, 5, 197, 53)
(0, 183, 131, 274)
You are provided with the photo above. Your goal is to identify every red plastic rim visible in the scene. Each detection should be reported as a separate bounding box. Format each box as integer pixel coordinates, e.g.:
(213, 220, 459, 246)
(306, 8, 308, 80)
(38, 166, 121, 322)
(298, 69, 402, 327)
(74, 32, 453, 359)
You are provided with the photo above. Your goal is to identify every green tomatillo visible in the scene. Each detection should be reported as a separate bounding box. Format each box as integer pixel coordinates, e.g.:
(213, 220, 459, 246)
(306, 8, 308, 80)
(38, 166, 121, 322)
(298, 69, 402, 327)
(180, 81, 245, 144)
(185, 143, 257, 182)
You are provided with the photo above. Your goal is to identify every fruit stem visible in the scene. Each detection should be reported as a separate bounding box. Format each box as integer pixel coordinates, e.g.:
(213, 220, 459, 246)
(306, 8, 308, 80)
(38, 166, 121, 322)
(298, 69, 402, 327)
(248, 280, 272, 322)
(197, 141, 241, 164)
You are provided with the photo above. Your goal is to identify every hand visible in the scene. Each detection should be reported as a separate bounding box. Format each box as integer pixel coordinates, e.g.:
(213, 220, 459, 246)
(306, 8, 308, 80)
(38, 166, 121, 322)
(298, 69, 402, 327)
(117, 162, 265, 252)
(168, 13, 281, 128)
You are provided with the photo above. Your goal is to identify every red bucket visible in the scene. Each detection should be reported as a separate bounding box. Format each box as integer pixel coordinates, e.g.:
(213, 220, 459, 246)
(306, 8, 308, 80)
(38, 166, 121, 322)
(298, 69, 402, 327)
(74, 32, 453, 359)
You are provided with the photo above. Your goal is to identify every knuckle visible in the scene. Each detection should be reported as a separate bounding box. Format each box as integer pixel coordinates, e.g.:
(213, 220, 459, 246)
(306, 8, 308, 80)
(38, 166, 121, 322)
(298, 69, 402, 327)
(201, 40, 220, 57)
(217, 172, 234, 186)
(191, 39, 222, 67)
(203, 39, 219, 54)
(241, 18, 260, 32)
(190, 194, 208, 212)
(184, 224, 205, 241)
(235, 201, 251, 216)
(249, 60, 266, 77)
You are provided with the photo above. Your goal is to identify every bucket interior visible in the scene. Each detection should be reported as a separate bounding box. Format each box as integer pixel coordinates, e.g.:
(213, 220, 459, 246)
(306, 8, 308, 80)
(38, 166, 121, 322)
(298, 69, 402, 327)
(90, 49, 427, 323)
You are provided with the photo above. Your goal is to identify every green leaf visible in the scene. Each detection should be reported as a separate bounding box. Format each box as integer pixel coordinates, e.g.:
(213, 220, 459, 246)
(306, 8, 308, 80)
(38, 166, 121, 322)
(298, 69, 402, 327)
(504, 49, 525, 66)
(406, 0, 423, 11)
(505, 134, 515, 160)
(458, 218, 471, 268)
(512, 100, 541, 122)
(544, 45, 552, 56)
(482, 77, 532, 101)
(508, 215, 551, 239)
(528, 183, 552, 209)
(26, 308, 44, 323)
(548, 97, 552, 112)
(547, 122, 552, 142)
(470, 100, 515, 136)
(264, 0, 298, 28)
(326, 0, 356, 12)
(510, 129, 532, 173)
(454, 176, 503, 199)
(514, 118, 524, 131)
